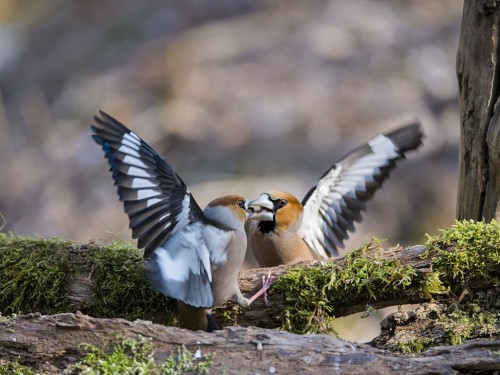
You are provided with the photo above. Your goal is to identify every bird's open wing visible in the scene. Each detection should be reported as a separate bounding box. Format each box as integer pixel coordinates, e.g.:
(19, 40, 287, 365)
(145, 219, 236, 308)
(91, 110, 205, 255)
(299, 122, 423, 259)
(92, 111, 213, 306)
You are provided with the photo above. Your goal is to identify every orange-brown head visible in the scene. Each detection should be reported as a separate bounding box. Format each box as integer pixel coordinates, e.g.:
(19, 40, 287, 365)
(247, 190, 304, 234)
(204, 195, 248, 228)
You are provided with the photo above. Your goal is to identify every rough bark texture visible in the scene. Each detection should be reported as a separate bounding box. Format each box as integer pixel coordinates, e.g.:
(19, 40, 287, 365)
(457, 0, 500, 220)
(0, 312, 499, 374)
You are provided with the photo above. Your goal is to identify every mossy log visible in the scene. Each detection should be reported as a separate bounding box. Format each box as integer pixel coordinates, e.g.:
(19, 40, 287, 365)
(0, 220, 499, 371)
(0, 312, 499, 374)
(218, 242, 499, 331)
(1, 235, 498, 332)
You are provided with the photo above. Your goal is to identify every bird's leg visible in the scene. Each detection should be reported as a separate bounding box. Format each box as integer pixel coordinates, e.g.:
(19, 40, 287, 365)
(261, 270, 273, 305)
(246, 269, 273, 306)
(234, 270, 273, 308)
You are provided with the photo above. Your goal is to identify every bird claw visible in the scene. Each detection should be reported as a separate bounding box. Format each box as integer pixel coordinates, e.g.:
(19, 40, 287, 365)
(261, 270, 273, 306)
(246, 269, 274, 306)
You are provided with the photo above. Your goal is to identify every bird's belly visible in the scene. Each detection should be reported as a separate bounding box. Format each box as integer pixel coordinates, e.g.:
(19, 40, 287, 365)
(211, 269, 239, 307)
(250, 235, 314, 267)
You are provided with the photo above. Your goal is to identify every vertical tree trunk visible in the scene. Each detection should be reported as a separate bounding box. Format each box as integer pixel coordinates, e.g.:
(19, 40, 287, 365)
(457, 0, 500, 220)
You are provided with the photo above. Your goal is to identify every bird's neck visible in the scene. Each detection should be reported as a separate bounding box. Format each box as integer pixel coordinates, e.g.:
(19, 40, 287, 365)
(203, 206, 242, 232)
(258, 220, 276, 233)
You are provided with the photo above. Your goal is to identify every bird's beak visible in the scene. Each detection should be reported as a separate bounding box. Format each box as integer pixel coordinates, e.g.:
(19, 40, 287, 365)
(247, 194, 275, 221)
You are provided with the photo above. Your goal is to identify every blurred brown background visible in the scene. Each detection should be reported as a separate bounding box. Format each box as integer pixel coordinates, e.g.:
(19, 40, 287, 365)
(0, 0, 462, 339)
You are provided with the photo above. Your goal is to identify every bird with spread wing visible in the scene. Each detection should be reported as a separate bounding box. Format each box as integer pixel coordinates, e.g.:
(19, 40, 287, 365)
(91, 111, 270, 331)
(247, 122, 424, 267)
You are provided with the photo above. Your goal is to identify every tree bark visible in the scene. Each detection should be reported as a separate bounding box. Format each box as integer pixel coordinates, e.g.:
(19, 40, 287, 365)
(1, 312, 499, 374)
(457, 0, 500, 220)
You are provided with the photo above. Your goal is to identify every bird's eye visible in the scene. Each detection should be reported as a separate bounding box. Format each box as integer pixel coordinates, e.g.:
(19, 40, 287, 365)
(237, 199, 245, 208)
(279, 199, 288, 207)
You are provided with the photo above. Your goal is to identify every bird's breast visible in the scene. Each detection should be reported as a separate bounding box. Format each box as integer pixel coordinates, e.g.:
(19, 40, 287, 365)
(211, 229, 247, 306)
(248, 229, 315, 267)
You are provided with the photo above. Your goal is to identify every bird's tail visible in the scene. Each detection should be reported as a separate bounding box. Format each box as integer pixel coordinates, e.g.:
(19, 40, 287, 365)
(176, 300, 218, 331)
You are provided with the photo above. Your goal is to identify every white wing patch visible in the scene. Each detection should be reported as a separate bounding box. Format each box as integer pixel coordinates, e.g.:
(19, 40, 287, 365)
(128, 131, 142, 143)
(159, 222, 211, 282)
(130, 178, 158, 189)
(126, 166, 153, 178)
(146, 198, 162, 207)
(368, 134, 399, 157)
(173, 193, 192, 234)
(122, 154, 149, 169)
(136, 189, 161, 200)
(124, 132, 141, 146)
(118, 144, 141, 158)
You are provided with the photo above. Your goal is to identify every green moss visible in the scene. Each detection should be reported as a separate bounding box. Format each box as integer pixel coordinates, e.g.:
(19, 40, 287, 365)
(0, 234, 73, 314)
(80, 240, 175, 322)
(272, 220, 500, 336)
(390, 291, 500, 355)
(0, 234, 175, 322)
(418, 220, 500, 349)
(419, 270, 448, 298)
(435, 290, 499, 346)
(221, 305, 243, 326)
(425, 219, 500, 290)
(0, 360, 37, 375)
(396, 337, 434, 355)
(272, 241, 420, 334)
(67, 336, 214, 375)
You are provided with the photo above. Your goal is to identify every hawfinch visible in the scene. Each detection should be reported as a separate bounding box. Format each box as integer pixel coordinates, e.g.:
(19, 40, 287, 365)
(247, 122, 424, 266)
(91, 111, 269, 331)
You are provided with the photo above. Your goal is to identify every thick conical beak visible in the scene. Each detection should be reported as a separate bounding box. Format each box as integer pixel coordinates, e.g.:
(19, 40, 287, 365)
(247, 194, 275, 221)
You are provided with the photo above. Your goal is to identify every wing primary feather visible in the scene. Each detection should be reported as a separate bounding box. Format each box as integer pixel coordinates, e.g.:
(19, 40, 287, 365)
(137, 220, 172, 250)
(323, 233, 341, 256)
(129, 202, 170, 227)
(125, 198, 167, 216)
(384, 122, 423, 152)
(130, 208, 171, 233)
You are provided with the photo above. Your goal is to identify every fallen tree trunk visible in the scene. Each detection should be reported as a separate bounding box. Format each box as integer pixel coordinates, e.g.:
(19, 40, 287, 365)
(1, 238, 497, 330)
(0, 312, 499, 374)
(1, 219, 499, 335)
(0, 219, 498, 374)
